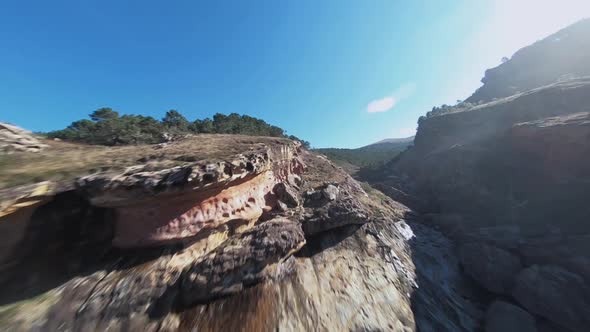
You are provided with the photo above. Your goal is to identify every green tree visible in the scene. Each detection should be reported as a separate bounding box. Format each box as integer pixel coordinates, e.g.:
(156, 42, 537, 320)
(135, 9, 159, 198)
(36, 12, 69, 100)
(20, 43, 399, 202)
(47, 109, 310, 147)
(90, 108, 119, 122)
(191, 119, 214, 133)
(162, 110, 189, 132)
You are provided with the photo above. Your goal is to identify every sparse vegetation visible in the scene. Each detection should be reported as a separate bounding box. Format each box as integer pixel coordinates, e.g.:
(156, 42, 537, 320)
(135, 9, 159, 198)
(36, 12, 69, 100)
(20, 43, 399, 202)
(46, 108, 310, 147)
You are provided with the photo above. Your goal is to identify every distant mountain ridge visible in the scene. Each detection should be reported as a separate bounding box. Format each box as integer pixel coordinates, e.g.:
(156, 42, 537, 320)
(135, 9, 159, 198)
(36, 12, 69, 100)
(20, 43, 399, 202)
(314, 136, 414, 174)
(368, 136, 414, 146)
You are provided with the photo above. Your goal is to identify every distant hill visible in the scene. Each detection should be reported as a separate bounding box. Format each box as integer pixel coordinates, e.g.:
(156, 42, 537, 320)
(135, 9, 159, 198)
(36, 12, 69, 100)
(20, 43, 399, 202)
(368, 136, 415, 146)
(466, 18, 590, 103)
(314, 137, 414, 174)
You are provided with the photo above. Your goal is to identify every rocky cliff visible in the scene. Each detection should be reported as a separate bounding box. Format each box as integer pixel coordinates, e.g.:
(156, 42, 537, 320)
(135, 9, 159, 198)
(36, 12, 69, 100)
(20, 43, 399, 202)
(0, 134, 482, 331)
(370, 73, 590, 332)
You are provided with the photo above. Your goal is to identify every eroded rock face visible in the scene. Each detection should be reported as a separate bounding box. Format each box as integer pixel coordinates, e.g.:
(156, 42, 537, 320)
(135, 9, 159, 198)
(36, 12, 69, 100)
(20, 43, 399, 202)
(113, 170, 280, 247)
(0, 136, 482, 331)
(81, 142, 305, 248)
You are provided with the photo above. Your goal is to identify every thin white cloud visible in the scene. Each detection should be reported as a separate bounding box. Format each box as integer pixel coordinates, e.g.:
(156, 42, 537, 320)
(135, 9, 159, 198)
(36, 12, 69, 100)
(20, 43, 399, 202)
(366, 83, 416, 113)
(367, 96, 396, 113)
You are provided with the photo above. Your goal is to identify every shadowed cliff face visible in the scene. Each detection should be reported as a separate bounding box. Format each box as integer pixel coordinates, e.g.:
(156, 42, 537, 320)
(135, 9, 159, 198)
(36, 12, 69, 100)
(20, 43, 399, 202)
(0, 134, 481, 331)
(391, 79, 590, 232)
(356, 21, 590, 327)
(368, 79, 590, 332)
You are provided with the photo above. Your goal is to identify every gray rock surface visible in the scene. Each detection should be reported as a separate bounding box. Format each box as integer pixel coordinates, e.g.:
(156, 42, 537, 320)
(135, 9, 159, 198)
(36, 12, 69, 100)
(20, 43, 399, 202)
(459, 243, 521, 294)
(485, 301, 537, 332)
(512, 265, 590, 332)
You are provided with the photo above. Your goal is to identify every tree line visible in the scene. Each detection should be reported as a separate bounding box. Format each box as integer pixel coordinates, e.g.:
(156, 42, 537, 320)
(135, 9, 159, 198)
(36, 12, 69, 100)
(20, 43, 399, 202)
(47, 108, 310, 147)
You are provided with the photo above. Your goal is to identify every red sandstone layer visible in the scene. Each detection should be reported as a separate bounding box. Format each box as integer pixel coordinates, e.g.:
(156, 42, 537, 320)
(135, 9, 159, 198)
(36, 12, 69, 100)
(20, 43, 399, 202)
(113, 171, 282, 247)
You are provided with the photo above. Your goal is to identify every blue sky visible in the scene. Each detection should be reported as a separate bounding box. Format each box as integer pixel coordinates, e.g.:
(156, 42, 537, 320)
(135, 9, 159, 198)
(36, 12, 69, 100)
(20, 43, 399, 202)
(1, 1, 589, 148)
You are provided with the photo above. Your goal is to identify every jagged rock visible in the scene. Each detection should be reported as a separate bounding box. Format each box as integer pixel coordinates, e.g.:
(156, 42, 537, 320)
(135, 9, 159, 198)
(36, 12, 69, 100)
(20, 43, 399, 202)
(512, 265, 590, 332)
(485, 301, 537, 332)
(272, 182, 300, 208)
(181, 218, 305, 304)
(458, 243, 521, 294)
(301, 182, 369, 235)
(72, 141, 304, 248)
(322, 184, 339, 201)
(304, 183, 339, 203)
(76, 153, 271, 206)
(0, 122, 47, 153)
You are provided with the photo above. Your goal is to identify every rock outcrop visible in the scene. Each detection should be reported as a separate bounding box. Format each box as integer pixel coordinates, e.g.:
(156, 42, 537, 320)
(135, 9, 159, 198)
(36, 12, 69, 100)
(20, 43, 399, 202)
(0, 135, 481, 331)
(0, 122, 47, 153)
(181, 218, 306, 304)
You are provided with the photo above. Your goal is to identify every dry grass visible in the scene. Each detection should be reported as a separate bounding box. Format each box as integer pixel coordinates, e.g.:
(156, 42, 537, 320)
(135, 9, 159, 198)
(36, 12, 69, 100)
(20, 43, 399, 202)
(0, 135, 293, 190)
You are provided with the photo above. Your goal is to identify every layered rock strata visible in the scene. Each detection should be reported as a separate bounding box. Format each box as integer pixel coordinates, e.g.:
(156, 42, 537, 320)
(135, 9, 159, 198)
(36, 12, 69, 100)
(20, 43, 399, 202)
(0, 135, 480, 331)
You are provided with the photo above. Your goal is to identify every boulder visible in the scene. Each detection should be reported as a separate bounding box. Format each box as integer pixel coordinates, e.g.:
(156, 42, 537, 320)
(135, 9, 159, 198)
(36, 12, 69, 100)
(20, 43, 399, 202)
(458, 243, 521, 294)
(302, 183, 368, 235)
(512, 265, 590, 332)
(485, 301, 537, 332)
(322, 184, 339, 201)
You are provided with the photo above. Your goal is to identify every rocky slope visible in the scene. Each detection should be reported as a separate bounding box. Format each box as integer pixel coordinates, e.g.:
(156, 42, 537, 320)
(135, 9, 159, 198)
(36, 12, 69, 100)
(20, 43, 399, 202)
(0, 134, 481, 331)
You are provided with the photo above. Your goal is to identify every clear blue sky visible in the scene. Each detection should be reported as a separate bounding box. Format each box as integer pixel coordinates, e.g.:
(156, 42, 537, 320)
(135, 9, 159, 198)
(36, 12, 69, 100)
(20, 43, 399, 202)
(1, 1, 589, 147)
